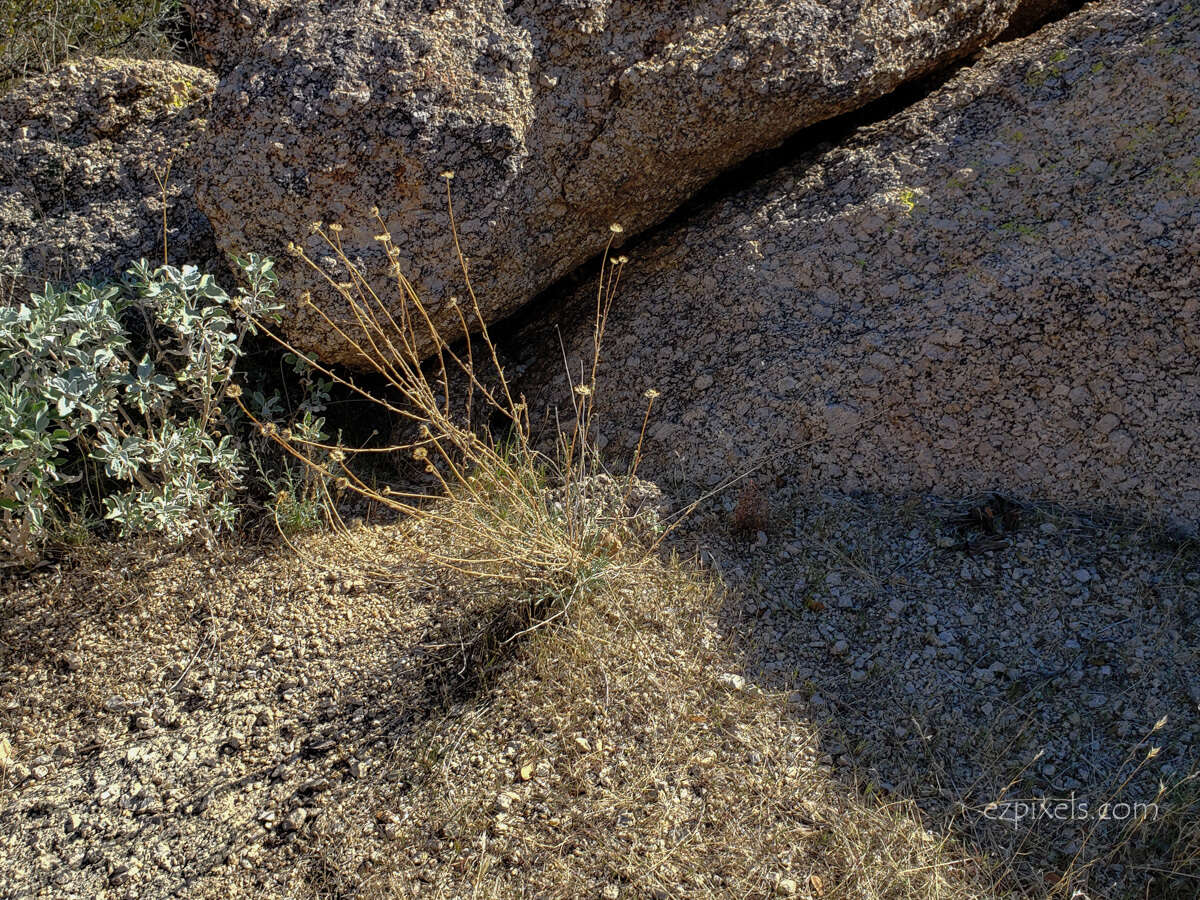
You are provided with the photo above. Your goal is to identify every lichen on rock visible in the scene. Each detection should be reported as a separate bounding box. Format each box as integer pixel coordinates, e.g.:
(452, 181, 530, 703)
(512, 0, 1200, 529)
(0, 58, 219, 297)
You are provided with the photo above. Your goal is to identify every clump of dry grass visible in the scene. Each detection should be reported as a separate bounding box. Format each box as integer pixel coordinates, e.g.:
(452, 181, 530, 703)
(219, 188, 1012, 898)
(221, 188, 1124, 899)
(235, 180, 661, 632)
(301, 545, 1001, 900)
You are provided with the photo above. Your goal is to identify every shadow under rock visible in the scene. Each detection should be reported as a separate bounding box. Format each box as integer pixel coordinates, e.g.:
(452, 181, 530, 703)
(703, 488, 1199, 898)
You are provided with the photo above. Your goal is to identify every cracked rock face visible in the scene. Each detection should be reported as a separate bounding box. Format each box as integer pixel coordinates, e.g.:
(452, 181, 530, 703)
(511, 0, 1200, 529)
(190, 0, 1046, 366)
(0, 59, 219, 297)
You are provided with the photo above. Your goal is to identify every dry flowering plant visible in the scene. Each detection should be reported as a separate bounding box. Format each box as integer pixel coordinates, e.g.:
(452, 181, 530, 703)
(236, 177, 663, 622)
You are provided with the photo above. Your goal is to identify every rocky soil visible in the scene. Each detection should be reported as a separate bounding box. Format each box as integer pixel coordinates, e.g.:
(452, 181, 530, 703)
(699, 486, 1200, 896)
(0, 498, 1195, 899)
(0, 520, 960, 899)
(0, 530, 436, 898)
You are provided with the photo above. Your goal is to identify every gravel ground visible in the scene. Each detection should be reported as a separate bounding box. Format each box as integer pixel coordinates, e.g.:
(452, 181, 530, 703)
(1, 491, 1195, 898)
(0, 528, 450, 899)
(691, 486, 1200, 895)
(0, 511, 996, 900)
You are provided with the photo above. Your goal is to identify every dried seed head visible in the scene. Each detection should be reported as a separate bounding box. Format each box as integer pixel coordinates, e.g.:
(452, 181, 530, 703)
(370, 205, 381, 217)
(574, 385, 592, 397)
(310, 221, 323, 233)
(373, 233, 392, 243)
(609, 223, 623, 234)
(329, 223, 344, 233)
(413, 447, 429, 461)
(330, 448, 346, 463)
(300, 291, 313, 307)
(617, 255, 629, 264)
(730, 479, 768, 538)
(335, 477, 350, 490)
(226, 383, 243, 399)
(643, 388, 660, 401)
(440, 170, 455, 180)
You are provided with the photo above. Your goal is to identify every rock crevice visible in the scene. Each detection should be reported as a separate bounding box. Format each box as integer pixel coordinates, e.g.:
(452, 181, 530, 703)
(189, 0, 1057, 365)
(511, 0, 1200, 528)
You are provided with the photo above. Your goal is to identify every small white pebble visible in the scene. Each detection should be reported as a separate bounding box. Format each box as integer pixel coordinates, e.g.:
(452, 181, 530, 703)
(718, 673, 747, 691)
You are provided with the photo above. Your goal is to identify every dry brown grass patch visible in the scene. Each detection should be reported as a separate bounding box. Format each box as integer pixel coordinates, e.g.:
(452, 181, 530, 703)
(300, 549, 1000, 899)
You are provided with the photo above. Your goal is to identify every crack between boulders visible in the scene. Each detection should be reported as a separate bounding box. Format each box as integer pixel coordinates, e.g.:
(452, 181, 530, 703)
(492, 0, 1094, 344)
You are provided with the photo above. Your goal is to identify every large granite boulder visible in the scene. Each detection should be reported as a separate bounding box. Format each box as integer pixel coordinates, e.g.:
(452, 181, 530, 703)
(511, 0, 1200, 529)
(0, 59, 218, 297)
(191, 0, 1055, 365)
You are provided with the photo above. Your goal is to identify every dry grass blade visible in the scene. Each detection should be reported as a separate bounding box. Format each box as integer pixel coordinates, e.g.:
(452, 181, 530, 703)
(236, 186, 658, 635)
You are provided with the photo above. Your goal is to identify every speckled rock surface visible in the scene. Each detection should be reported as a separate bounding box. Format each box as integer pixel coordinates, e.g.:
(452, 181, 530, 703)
(189, 0, 1051, 365)
(510, 0, 1200, 529)
(0, 59, 219, 296)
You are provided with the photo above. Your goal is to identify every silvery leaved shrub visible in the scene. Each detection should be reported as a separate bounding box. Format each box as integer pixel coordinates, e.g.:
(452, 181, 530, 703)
(0, 256, 282, 563)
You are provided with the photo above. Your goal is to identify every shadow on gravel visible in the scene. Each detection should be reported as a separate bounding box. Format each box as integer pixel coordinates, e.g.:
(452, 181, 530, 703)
(712, 490, 1199, 898)
(163, 584, 552, 891)
(0, 537, 550, 899)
